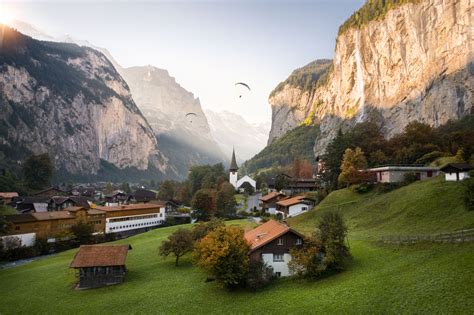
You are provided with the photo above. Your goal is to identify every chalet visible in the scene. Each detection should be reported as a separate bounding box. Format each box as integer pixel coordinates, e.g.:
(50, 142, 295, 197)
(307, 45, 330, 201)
(287, 178, 318, 194)
(5, 207, 106, 242)
(128, 189, 157, 203)
(70, 244, 130, 289)
(276, 196, 315, 218)
(49, 196, 91, 211)
(31, 187, 68, 197)
(244, 220, 304, 277)
(259, 192, 287, 215)
(16, 196, 50, 213)
(104, 191, 128, 206)
(440, 163, 473, 181)
(0, 192, 19, 205)
(96, 203, 166, 236)
(367, 166, 440, 183)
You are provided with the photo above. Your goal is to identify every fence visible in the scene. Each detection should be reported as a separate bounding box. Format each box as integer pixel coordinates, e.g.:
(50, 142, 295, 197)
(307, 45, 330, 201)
(380, 228, 474, 245)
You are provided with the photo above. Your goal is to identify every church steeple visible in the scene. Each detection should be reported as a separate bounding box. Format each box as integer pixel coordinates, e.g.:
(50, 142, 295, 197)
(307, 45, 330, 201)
(230, 147, 239, 172)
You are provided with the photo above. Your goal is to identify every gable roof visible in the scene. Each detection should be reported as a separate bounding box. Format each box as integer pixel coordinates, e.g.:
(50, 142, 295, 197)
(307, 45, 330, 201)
(70, 245, 129, 268)
(259, 192, 286, 202)
(0, 192, 19, 199)
(276, 195, 308, 207)
(244, 220, 303, 252)
(440, 163, 473, 172)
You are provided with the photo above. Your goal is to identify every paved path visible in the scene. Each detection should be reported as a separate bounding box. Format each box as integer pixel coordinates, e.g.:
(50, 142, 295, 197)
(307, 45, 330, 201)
(246, 193, 261, 212)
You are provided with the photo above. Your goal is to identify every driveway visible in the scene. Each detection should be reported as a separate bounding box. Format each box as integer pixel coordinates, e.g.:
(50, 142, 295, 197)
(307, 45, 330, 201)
(246, 193, 261, 212)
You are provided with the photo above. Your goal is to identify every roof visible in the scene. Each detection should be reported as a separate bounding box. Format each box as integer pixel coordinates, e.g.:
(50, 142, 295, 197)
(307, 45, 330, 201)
(244, 220, 303, 251)
(367, 166, 440, 172)
(0, 192, 19, 198)
(31, 187, 67, 196)
(440, 163, 473, 172)
(276, 195, 309, 207)
(32, 211, 75, 221)
(105, 190, 126, 198)
(6, 213, 37, 224)
(70, 245, 129, 268)
(20, 196, 50, 204)
(259, 191, 285, 202)
(95, 203, 163, 212)
(230, 148, 238, 171)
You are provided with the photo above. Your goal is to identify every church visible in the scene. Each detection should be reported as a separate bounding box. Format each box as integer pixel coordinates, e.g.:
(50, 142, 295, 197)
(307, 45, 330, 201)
(229, 149, 256, 192)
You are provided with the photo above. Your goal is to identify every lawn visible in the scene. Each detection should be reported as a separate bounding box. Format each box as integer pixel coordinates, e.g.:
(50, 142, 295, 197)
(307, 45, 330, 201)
(235, 194, 248, 212)
(1, 178, 473, 314)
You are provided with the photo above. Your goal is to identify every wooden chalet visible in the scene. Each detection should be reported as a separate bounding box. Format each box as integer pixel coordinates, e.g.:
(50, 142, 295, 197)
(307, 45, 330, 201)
(259, 192, 287, 215)
(276, 195, 315, 218)
(70, 244, 130, 289)
(244, 220, 304, 277)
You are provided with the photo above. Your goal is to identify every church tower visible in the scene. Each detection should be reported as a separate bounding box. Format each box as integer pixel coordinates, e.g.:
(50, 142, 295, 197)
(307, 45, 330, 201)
(229, 148, 239, 189)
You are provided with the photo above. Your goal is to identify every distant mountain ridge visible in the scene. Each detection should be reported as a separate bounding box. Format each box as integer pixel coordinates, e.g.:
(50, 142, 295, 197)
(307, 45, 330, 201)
(204, 109, 270, 162)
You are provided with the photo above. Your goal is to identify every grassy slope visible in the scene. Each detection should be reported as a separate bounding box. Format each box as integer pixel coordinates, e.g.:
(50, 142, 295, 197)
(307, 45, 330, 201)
(1, 178, 473, 314)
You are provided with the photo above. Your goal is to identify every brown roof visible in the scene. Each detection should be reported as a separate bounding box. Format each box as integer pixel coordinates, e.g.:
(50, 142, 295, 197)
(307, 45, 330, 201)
(0, 192, 19, 198)
(259, 192, 285, 202)
(276, 195, 307, 207)
(244, 220, 303, 251)
(70, 245, 129, 268)
(32, 211, 75, 221)
(95, 203, 163, 212)
(64, 207, 105, 216)
(6, 213, 37, 224)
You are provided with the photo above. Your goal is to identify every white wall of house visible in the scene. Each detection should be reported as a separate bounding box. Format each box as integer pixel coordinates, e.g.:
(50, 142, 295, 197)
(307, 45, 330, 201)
(288, 204, 310, 217)
(266, 207, 276, 215)
(376, 170, 439, 183)
(0, 233, 36, 248)
(262, 253, 292, 277)
(445, 172, 470, 181)
(105, 208, 166, 234)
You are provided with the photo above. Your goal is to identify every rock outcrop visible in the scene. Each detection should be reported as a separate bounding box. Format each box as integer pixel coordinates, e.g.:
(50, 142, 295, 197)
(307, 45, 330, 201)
(269, 0, 473, 156)
(0, 27, 169, 177)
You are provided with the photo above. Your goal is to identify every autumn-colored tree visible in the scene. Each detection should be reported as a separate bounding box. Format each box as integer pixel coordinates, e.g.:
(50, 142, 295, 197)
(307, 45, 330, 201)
(338, 147, 368, 187)
(191, 188, 217, 221)
(292, 157, 302, 178)
(194, 226, 250, 288)
(159, 228, 194, 266)
(299, 160, 313, 178)
(191, 218, 225, 241)
(175, 182, 192, 205)
(288, 235, 325, 279)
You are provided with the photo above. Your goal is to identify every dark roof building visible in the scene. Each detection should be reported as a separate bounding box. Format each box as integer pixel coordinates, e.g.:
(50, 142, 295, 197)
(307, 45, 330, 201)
(440, 163, 473, 181)
(230, 148, 238, 172)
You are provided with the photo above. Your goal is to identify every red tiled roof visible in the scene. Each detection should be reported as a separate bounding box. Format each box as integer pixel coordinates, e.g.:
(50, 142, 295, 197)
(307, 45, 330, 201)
(259, 192, 285, 202)
(95, 203, 163, 212)
(70, 245, 129, 268)
(276, 195, 306, 207)
(244, 220, 302, 251)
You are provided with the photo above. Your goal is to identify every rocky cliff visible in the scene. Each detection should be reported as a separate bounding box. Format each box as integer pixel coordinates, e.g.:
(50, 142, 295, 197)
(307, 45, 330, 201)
(269, 0, 473, 156)
(0, 27, 170, 178)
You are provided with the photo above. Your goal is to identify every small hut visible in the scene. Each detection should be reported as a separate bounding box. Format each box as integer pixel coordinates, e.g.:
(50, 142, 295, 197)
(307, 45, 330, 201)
(70, 244, 130, 289)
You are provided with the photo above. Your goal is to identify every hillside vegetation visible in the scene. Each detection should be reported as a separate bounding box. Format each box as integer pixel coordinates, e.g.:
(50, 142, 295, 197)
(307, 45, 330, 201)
(243, 124, 319, 174)
(338, 0, 422, 35)
(270, 59, 332, 97)
(290, 177, 474, 238)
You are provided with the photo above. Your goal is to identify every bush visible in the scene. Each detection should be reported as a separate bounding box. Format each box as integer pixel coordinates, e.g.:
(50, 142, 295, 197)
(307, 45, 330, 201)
(191, 218, 225, 241)
(246, 260, 274, 291)
(351, 183, 374, 194)
(464, 177, 474, 211)
(403, 172, 418, 184)
(375, 183, 401, 194)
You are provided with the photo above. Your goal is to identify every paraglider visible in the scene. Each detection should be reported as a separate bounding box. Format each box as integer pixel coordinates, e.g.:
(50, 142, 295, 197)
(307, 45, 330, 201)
(185, 112, 197, 124)
(235, 82, 251, 98)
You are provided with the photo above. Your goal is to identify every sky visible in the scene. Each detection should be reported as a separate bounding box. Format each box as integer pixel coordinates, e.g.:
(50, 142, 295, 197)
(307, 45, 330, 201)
(1, 0, 364, 123)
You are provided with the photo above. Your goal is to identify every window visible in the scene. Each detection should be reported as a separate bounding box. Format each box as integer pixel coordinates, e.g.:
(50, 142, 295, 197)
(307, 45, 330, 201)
(296, 238, 302, 245)
(15, 226, 20, 230)
(277, 238, 283, 245)
(275, 272, 281, 278)
(302, 207, 308, 211)
(273, 254, 284, 262)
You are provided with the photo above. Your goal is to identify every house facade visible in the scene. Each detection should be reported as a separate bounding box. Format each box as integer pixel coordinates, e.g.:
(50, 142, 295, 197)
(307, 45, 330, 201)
(259, 192, 287, 215)
(440, 163, 473, 181)
(244, 220, 304, 277)
(276, 196, 315, 218)
(367, 166, 440, 183)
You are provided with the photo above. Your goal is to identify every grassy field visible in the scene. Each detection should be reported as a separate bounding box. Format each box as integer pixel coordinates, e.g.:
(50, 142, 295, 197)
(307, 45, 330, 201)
(1, 177, 473, 314)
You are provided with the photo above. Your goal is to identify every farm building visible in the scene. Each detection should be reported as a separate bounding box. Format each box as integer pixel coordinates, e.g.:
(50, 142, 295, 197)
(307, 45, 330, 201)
(70, 244, 130, 289)
(440, 163, 473, 181)
(367, 166, 439, 183)
(244, 220, 304, 277)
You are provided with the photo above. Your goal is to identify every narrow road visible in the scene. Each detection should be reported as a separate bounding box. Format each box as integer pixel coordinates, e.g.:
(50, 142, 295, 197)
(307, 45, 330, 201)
(246, 193, 261, 212)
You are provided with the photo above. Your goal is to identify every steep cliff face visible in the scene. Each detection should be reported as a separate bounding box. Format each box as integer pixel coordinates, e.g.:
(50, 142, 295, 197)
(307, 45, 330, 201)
(269, 0, 473, 156)
(122, 66, 225, 178)
(0, 27, 169, 177)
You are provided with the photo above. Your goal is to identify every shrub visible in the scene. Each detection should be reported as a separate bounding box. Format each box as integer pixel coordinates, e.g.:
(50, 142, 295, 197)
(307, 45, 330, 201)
(403, 172, 418, 184)
(318, 211, 351, 271)
(464, 176, 474, 211)
(351, 183, 374, 194)
(246, 260, 274, 291)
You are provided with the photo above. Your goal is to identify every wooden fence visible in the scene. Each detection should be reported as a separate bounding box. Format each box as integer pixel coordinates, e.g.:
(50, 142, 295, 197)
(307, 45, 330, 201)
(380, 228, 474, 245)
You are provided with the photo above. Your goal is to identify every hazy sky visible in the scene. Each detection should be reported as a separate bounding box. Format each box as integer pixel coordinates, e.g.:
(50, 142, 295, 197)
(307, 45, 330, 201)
(2, 0, 364, 123)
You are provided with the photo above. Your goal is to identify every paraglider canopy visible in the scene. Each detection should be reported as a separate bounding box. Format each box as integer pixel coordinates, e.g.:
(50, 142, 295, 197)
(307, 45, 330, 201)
(185, 112, 197, 124)
(235, 82, 251, 98)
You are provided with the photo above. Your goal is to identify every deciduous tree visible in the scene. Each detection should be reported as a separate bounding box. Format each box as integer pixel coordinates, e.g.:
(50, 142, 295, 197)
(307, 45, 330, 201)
(159, 228, 194, 266)
(191, 188, 216, 221)
(23, 154, 53, 191)
(338, 147, 367, 187)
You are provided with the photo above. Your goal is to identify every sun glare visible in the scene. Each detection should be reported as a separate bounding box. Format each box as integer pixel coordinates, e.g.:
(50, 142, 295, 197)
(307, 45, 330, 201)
(0, 4, 13, 25)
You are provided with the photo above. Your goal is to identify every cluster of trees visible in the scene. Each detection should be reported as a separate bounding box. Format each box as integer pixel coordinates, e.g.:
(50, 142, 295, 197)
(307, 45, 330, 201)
(338, 0, 421, 35)
(322, 116, 474, 189)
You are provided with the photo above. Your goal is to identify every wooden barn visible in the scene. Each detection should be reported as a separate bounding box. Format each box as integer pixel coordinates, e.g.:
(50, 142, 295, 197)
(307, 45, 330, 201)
(70, 244, 130, 289)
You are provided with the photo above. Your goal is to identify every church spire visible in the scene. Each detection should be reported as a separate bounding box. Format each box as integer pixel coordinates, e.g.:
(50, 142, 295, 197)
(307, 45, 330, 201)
(230, 147, 238, 172)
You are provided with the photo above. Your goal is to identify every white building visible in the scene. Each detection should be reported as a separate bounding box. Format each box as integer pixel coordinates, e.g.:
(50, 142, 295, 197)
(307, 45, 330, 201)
(229, 148, 256, 191)
(276, 195, 315, 219)
(367, 166, 440, 183)
(440, 163, 473, 181)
